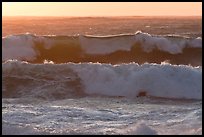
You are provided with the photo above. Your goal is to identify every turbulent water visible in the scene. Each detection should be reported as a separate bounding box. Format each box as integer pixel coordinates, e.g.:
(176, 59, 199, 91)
(2, 16, 202, 135)
(2, 32, 202, 66)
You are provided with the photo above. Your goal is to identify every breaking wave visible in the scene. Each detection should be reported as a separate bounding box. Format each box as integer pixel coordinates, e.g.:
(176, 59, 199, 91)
(2, 60, 202, 100)
(2, 32, 202, 66)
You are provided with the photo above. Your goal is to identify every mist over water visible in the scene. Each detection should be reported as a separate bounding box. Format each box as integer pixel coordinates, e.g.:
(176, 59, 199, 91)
(2, 16, 202, 135)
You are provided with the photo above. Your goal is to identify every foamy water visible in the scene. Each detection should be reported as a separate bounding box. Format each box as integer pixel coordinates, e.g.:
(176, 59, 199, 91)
(2, 16, 202, 135)
(2, 97, 202, 135)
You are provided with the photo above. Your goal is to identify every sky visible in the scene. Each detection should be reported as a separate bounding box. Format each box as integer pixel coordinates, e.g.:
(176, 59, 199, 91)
(2, 2, 202, 17)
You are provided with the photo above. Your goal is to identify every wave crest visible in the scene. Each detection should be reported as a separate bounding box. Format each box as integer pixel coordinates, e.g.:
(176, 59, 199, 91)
(2, 32, 202, 66)
(3, 61, 202, 100)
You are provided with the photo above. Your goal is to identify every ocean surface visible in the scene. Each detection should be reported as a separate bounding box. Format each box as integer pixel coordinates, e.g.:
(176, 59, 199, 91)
(2, 16, 202, 135)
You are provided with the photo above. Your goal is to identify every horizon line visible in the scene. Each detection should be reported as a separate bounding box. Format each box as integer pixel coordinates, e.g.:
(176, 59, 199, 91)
(2, 15, 202, 18)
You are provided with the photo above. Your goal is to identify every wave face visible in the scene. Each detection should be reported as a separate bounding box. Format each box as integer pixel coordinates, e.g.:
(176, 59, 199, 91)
(3, 60, 202, 100)
(2, 32, 202, 66)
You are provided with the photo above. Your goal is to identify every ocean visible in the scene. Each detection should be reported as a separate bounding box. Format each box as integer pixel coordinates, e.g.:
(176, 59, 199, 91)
(2, 16, 202, 135)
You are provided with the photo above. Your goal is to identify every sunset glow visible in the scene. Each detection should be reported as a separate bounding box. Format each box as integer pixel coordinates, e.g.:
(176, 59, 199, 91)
(2, 2, 202, 17)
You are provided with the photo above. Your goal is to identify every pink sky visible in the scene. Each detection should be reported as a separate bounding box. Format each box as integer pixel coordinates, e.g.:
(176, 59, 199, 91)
(2, 2, 202, 16)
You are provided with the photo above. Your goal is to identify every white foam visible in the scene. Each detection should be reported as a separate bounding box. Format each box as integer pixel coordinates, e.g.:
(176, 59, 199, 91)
(125, 122, 157, 135)
(79, 34, 135, 54)
(134, 32, 186, 54)
(69, 63, 202, 99)
(2, 33, 202, 61)
(187, 37, 202, 48)
(2, 34, 37, 61)
(79, 31, 202, 55)
(2, 61, 202, 99)
(2, 123, 40, 135)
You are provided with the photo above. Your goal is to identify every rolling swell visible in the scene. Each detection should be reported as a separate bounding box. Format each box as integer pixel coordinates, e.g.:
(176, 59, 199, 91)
(2, 32, 202, 66)
(2, 60, 202, 100)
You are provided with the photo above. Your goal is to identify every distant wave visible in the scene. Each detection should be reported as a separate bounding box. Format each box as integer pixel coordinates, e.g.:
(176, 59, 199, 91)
(2, 32, 202, 66)
(3, 60, 202, 100)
